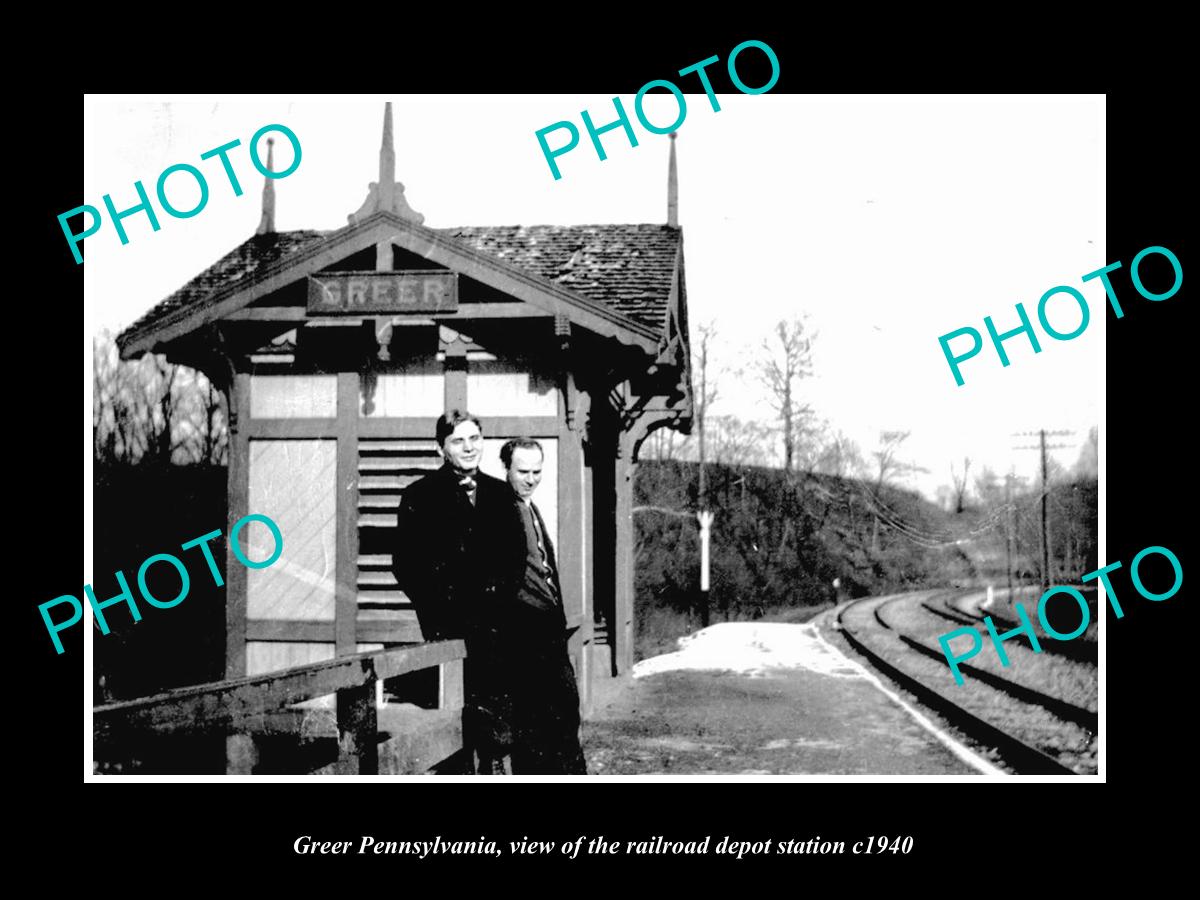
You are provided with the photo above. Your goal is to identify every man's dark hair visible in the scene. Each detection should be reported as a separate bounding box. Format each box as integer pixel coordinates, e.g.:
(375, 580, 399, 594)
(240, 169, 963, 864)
(436, 410, 482, 446)
(500, 438, 543, 469)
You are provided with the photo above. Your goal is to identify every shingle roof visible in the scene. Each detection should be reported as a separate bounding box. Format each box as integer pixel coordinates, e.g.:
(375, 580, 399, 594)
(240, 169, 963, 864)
(117, 223, 680, 351)
(118, 231, 327, 350)
(441, 224, 680, 331)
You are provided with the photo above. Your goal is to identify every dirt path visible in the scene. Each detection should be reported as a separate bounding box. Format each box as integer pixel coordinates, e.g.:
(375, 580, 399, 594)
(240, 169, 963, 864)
(582, 619, 987, 775)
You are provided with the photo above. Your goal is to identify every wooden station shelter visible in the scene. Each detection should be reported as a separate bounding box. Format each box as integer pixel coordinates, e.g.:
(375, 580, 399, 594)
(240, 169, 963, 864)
(116, 103, 694, 716)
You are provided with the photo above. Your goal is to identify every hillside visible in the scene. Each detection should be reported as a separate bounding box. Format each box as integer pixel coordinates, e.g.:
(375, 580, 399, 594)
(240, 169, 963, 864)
(635, 460, 975, 659)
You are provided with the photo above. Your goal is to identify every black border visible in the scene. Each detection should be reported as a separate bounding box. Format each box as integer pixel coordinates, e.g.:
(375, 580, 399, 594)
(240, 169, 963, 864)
(24, 24, 1191, 880)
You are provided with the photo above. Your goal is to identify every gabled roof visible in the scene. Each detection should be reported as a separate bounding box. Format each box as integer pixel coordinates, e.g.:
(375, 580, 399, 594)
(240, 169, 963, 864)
(443, 224, 679, 331)
(119, 231, 326, 347)
(116, 222, 681, 355)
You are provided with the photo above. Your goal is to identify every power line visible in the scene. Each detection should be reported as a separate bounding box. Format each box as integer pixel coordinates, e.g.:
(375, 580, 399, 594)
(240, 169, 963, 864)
(632, 504, 695, 520)
(850, 475, 1042, 546)
(1013, 429, 1075, 591)
(846, 470, 1055, 552)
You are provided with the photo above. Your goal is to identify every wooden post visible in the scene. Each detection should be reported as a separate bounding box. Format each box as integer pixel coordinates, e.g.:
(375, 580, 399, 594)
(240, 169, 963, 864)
(576, 387, 597, 711)
(443, 328, 467, 409)
(224, 372, 253, 774)
(335, 373, 360, 657)
(580, 441, 592, 709)
(438, 658, 464, 710)
(558, 373, 588, 705)
(613, 442, 635, 674)
(226, 734, 258, 775)
(587, 415, 617, 679)
(225, 373, 252, 680)
(336, 668, 379, 775)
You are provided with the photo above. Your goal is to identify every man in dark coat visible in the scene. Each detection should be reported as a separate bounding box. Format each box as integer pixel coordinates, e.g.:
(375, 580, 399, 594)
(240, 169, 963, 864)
(392, 410, 520, 774)
(497, 438, 587, 775)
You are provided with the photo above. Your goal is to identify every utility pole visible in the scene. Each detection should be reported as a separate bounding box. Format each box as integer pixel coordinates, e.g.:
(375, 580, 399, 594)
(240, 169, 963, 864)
(1004, 471, 1015, 602)
(698, 389, 707, 508)
(1038, 430, 1050, 594)
(1013, 429, 1074, 593)
(696, 322, 713, 509)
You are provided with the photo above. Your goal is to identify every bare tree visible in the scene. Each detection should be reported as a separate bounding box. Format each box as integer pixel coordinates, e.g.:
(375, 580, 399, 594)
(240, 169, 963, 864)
(708, 415, 776, 468)
(869, 430, 929, 552)
(647, 427, 678, 462)
(147, 356, 180, 465)
(666, 429, 678, 461)
(973, 466, 1004, 509)
(758, 317, 815, 473)
(93, 332, 121, 462)
(180, 372, 230, 466)
(950, 456, 971, 514)
(200, 379, 222, 464)
(93, 330, 230, 467)
(814, 430, 864, 479)
(1074, 425, 1098, 478)
(873, 430, 919, 492)
(94, 331, 154, 464)
(694, 321, 719, 507)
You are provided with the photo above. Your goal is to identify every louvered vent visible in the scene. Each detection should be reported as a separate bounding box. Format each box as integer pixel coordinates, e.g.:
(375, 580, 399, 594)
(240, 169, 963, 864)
(356, 438, 442, 640)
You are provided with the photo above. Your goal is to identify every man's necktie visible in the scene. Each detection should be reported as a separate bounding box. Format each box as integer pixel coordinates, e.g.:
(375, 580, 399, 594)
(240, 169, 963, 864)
(529, 504, 558, 602)
(459, 474, 477, 506)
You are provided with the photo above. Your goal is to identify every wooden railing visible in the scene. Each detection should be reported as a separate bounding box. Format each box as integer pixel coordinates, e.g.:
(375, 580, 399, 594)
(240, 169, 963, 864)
(93, 641, 466, 775)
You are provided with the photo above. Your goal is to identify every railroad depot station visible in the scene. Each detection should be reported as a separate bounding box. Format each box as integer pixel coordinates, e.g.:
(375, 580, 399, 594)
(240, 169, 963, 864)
(105, 104, 695, 773)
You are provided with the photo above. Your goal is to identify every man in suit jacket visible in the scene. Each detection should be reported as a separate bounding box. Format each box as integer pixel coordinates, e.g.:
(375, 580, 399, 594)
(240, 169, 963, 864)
(392, 410, 519, 774)
(497, 438, 588, 775)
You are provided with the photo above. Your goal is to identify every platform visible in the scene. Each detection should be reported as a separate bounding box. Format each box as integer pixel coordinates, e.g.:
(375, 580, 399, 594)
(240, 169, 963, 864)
(583, 621, 991, 776)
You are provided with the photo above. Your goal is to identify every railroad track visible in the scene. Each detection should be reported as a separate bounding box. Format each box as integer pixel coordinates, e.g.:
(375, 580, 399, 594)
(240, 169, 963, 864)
(931, 592, 1098, 666)
(835, 591, 1097, 775)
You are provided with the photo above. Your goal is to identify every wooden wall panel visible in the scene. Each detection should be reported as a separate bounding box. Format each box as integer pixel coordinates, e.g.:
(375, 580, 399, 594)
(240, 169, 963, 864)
(246, 440, 338, 622)
(245, 641, 335, 676)
(466, 361, 558, 417)
(250, 374, 337, 418)
(362, 364, 443, 418)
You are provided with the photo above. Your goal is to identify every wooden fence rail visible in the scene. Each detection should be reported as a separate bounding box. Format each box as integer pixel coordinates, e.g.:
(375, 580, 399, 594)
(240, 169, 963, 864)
(93, 640, 467, 775)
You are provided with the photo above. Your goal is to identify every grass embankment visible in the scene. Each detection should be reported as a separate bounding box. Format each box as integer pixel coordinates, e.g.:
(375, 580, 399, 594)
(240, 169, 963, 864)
(634, 459, 972, 662)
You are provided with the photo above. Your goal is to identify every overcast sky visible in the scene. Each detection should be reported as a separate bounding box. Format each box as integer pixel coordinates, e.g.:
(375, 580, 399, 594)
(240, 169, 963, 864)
(83, 94, 1103, 500)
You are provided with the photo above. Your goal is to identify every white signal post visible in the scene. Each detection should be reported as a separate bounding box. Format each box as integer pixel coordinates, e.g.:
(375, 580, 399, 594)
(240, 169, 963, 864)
(698, 510, 714, 626)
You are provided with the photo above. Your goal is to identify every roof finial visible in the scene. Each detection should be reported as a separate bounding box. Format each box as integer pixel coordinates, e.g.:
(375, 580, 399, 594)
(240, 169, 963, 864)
(379, 101, 395, 209)
(348, 101, 425, 226)
(256, 138, 276, 235)
(667, 132, 678, 227)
